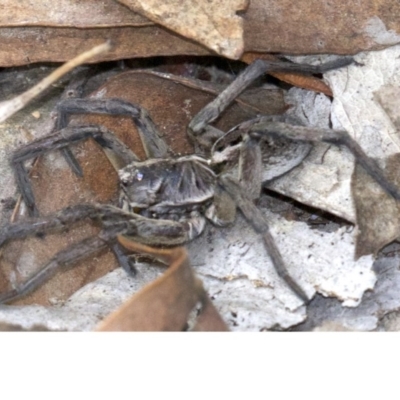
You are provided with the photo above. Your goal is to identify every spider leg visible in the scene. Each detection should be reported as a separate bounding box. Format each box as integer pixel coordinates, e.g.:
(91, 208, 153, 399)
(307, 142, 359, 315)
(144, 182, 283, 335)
(219, 175, 309, 303)
(0, 201, 206, 249)
(107, 210, 207, 274)
(55, 98, 169, 165)
(110, 243, 137, 276)
(56, 67, 94, 176)
(0, 204, 207, 302)
(12, 125, 139, 217)
(14, 97, 171, 216)
(101, 206, 207, 246)
(237, 133, 263, 200)
(215, 123, 310, 300)
(188, 57, 353, 149)
(245, 119, 400, 201)
(205, 134, 263, 226)
(0, 235, 108, 304)
(0, 204, 103, 247)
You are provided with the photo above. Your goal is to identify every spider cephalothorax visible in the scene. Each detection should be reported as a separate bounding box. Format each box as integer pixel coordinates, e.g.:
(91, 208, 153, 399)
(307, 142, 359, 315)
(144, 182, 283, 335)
(119, 156, 216, 218)
(1, 56, 398, 305)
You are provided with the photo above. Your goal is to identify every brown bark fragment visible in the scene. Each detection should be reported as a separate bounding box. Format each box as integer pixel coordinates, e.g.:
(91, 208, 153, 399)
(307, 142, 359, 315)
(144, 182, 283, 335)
(1, 0, 400, 66)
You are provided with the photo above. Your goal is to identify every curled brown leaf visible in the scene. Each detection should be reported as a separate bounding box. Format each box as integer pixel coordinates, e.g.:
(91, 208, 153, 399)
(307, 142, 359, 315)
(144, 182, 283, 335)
(96, 237, 228, 331)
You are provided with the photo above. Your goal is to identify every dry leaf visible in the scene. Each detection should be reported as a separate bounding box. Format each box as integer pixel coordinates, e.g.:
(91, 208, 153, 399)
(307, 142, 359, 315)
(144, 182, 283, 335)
(245, 0, 400, 54)
(241, 52, 333, 96)
(0, 26, 210, 67)
(117, 0, 247, 59)
(96, 238, 228, 331)
(1, 1, 400, 66)
(352, 154, 400, 258)
(135, 70, 286, 116)
(1, 0, 150, 27)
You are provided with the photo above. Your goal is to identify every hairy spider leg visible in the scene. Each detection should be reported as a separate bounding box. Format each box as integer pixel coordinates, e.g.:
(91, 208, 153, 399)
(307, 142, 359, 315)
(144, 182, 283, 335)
(0, 235, 108, 304)
(0, 204, 205, 303)
(11, 120, 144, 272)
(211, 129, 311, 301)
(220, 116, 400, 301)
(56, 66, 94, 175)
(12, 97, 173, 276)
(245, 119, 400, 201)
(55, 97, 169, 174)
(188, 57, 354, 149)
(11, 125, 138, 217)
(220, 175, 310, 302)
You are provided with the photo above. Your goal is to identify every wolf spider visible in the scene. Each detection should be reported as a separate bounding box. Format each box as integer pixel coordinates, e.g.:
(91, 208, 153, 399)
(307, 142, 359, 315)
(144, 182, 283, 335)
(1, 57, 399, 305)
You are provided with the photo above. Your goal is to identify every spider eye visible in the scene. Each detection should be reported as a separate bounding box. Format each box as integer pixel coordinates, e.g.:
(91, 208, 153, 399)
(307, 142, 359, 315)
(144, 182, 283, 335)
(135, 171, 144, 181)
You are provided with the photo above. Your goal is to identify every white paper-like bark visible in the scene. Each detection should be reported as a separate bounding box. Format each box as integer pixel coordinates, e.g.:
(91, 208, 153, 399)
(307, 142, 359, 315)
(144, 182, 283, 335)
(269, 46, 400, 223)
(190, 211, 375, 331)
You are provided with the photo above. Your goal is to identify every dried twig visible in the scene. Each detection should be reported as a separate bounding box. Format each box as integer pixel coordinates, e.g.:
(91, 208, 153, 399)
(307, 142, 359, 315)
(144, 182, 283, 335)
(0, 41, 112, 123)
